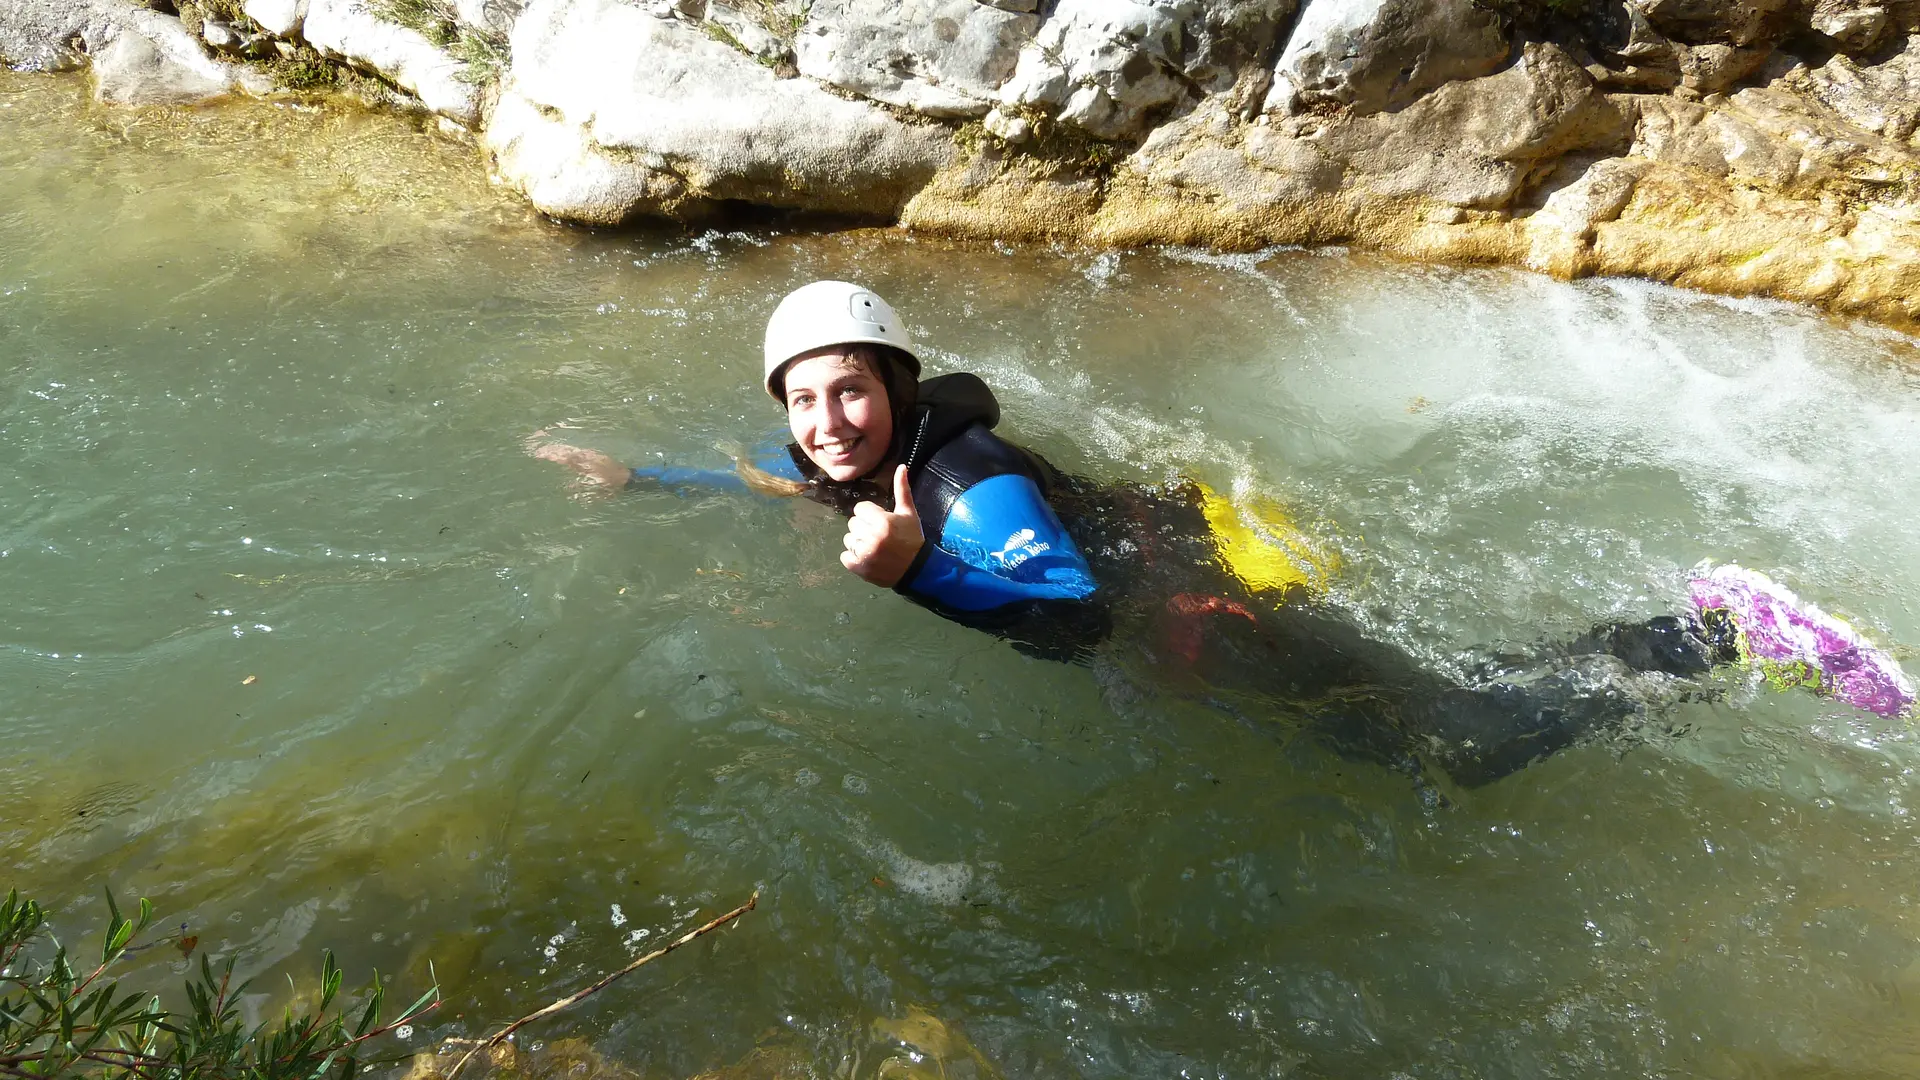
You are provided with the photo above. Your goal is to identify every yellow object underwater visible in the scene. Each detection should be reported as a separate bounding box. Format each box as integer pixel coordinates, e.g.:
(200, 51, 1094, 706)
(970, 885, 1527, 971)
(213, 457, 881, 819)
(1194, 480, 1338, 595)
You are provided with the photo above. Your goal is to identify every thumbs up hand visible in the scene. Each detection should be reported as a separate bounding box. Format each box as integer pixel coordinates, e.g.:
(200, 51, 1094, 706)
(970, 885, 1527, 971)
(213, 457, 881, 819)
(841, 464, 925, 588)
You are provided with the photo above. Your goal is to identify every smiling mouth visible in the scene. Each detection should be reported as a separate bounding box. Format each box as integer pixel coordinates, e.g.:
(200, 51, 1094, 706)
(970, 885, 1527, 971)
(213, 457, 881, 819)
(814, 437, 861, 460)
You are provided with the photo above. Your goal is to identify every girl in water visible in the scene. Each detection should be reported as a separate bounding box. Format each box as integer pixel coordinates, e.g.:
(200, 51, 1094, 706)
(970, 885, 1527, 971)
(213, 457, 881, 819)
(534, 281, 1914, 787)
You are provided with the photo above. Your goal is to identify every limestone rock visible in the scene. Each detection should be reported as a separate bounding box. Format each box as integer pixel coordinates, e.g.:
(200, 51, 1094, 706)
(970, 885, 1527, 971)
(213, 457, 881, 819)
(92, 17, 233, 103)
(1266, 0, 1511, 116)
(201, 16, 274, 58)
(487, 0, 951, 225)
(303, 0, 480, 124)
(1624, 74, 1920, 200)
(0, 0, 116, 69)
(242, 0, 305, 36)
(1797, 35, 1920, 143)
(994, 0, 1192, 140)
(1591, 161, 1920, 326)
(1677, 42, 1770, 94)
(201, 16, 239, 51)
(0, 1, 262, 101)
(793, 0, 1037, 118)
(1810, 0, 1891, 53)
(1094, 38, 1626, 255)
(1321, 41, 1629, 208)
(1524, 156, 1649, 275)
(706, 2, 791, 66)
(995, 0, 1296, 141)
(1579, 0, 1682, 91)
(1636, 0, 1792, 46)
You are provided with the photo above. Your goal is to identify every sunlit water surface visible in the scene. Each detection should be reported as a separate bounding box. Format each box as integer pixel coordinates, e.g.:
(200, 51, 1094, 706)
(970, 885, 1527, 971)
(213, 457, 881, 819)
(7, 71, 1920, 1078)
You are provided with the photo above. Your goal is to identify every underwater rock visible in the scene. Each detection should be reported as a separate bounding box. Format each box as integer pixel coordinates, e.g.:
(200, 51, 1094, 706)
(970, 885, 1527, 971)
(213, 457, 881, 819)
(91, 19, 229, 103)
(487, 0, 951, 225)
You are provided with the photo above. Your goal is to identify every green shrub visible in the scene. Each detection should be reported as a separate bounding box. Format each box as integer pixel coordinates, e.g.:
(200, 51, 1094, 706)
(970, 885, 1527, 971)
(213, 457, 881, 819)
(0, 888, 438, 1080)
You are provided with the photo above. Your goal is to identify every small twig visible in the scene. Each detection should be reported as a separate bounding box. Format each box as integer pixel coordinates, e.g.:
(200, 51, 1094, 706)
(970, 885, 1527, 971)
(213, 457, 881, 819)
(446, 892, 758, 1080)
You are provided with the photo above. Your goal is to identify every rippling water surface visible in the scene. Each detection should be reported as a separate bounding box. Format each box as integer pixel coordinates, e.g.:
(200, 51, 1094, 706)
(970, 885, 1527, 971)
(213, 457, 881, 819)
(7, 71, 1920, 1078)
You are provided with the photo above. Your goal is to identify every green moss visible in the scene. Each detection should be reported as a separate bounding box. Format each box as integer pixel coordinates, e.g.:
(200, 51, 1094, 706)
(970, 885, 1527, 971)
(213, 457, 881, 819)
(450, 27, 508, 85)
(745, 0, 809, 44)
(963, 105, 1123, 176)
(366, 0, 509, 87)
(372, 0, 460, 46)
(275, 49, 341, 91)
(701, 19, 751, 55)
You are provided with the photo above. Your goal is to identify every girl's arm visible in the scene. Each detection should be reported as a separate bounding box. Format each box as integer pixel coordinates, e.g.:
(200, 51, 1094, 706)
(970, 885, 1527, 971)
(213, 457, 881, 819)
(896, 473, 1096, 611)
(532, 440, 801, 496)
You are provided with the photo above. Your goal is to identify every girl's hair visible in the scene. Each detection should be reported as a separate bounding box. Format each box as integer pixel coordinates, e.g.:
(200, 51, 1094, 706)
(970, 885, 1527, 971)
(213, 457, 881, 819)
(737, 343, 918, 496)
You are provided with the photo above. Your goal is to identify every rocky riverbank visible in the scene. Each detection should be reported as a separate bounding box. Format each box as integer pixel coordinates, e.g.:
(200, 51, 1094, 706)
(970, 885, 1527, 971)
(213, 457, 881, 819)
(5, 0, 1918, 328)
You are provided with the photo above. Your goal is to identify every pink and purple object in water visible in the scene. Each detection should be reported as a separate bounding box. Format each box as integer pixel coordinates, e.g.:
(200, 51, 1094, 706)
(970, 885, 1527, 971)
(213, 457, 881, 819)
(1688, 564, 1915, 718)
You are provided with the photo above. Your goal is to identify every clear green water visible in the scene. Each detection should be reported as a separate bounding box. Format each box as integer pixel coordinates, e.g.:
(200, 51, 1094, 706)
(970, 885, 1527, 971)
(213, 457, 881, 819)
(8, 71, 1920, 1077)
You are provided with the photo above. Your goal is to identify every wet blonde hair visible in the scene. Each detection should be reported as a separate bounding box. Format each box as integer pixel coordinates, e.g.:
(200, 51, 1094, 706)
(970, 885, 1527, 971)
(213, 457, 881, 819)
(738, 343, 916, 496)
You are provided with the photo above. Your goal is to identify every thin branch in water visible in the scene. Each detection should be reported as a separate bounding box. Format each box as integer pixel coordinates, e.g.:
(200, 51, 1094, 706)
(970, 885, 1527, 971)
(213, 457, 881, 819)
(446, 892, 758, 1080)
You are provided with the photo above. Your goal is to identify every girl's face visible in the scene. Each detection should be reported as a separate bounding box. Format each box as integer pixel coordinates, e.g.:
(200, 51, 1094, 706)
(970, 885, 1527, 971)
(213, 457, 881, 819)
(783, 351, 894, 482)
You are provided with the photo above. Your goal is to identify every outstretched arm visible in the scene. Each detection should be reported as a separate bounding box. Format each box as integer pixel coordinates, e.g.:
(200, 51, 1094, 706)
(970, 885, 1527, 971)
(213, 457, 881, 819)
(529, 434, 799, 496)
(532, 443, 634, 489)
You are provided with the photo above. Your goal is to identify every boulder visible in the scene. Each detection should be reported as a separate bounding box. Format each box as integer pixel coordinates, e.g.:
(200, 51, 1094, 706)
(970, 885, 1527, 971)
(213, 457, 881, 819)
(1676, 43, 1771, 94)
(793, 0, 1037, 118)
(1524, 156, 1649, 274)
(1621, 76, 1920, 226)
(486, 0, 952, 224)
(1635, 0, 1792, 46)
(1265, 0, 1512, 116)
(302, 0, 480, 124)
(993, 0, 1296, 141)
(1809, 0, 1891, 53)
(91, 13, 235, 103)
(200, 15, 273, 57)
(1583, 0, 1684, 91)
(1797, 34, 1920, 143)
(0, 0, 264, 100)
(242, 0, 305, 36)
(0, 0, 117, 69)
(1124, 41, 1626, 214)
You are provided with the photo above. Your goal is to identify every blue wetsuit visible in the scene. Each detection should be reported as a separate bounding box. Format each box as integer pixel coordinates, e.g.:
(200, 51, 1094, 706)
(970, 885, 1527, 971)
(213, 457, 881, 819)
(632, 373, 1102, 654)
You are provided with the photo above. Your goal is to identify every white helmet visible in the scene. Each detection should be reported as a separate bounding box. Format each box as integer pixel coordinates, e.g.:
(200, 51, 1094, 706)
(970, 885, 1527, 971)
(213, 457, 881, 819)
(762, 280, 919, 398)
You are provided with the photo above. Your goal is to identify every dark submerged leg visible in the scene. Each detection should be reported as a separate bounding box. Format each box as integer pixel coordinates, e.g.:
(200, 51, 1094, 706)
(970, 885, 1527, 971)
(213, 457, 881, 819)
(1177, 599, 1704, 788)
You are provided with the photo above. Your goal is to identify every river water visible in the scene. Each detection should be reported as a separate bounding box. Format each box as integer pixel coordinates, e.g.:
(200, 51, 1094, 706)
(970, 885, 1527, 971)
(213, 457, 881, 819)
(7, 70, 1920, 1078)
